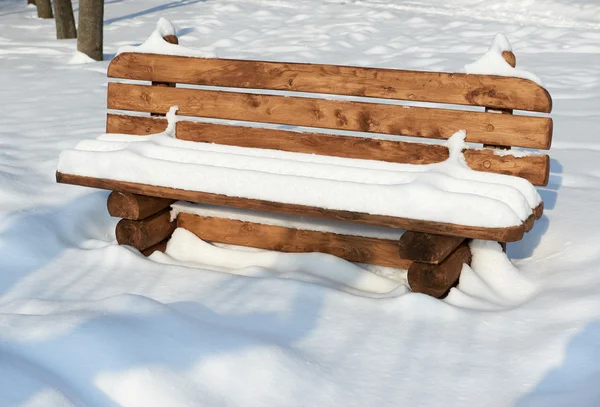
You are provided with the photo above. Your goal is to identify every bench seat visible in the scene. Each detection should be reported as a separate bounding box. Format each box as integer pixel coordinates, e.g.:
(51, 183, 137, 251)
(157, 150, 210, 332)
(57, 131, 541, 242)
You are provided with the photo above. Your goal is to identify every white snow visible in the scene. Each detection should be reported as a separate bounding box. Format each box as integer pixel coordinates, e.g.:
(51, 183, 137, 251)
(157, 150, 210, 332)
(116, 18, 216, 58)
(465, 33, 544, 86)
(57, 129, 539, 228)
(2, 0, 600, 405)
(155, 228, 402, 294)
(67, 51, 96, 65)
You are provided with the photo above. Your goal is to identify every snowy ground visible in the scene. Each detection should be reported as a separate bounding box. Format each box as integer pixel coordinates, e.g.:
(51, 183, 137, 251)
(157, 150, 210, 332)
(2, 0, 600, 406)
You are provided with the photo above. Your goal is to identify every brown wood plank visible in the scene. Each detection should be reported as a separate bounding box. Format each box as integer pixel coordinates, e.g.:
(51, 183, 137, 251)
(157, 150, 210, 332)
(115, 208, 177, 251)
(463, 149, 549, 186)
(534, 201, 544, 220)
(56, 172, 528, 242)
(398, 232, 465, 264)
(107, 83, 552, 150)
(177, 213, 413, 269)
(104, 115, 550, 186)
(106, 114, 168, 134)
(108, 53, 552, 113)
(107, 191, 175, 220)
(407, 241, 472, 298)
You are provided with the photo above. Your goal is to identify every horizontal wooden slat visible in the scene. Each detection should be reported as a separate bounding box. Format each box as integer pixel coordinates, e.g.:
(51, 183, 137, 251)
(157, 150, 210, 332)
(106, 114, 168, 134)
(105, 114, 550, 186)
(107, 83, 552, 150)
(108, 53, 552, 113)
(463, 149, 549, 186)
(56, 172, 532, 242)
(177, 213, 412, 269)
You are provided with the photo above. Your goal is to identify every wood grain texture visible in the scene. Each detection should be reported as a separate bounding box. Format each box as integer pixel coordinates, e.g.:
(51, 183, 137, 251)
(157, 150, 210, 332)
(104, 115, 550, 186)
(56, 172, 530, 242)
(107, 191, 175, 220)
(106, 114, 168, 134)
(462, 149, 549, 186)
(502, 51, 517, 68)
(115, 208, 176, 251)
(398, 232, 465, 264)
(107, 83, 553, 150)
(177, 213, 413, 269)
(107, 53, 552, 113)
(407, 241, 472, 298)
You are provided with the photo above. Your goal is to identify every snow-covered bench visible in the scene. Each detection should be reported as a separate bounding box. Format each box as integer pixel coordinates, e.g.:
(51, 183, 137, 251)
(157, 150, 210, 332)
(56, 30, 552, 298)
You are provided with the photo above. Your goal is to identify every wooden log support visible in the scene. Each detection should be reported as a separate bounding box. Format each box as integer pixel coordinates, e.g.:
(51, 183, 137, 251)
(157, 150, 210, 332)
(398, 231, 465, 264)
(177, 213, 413, 269)
(116, 208, 177, 251)
(141, 239, 169, 257)
(107, 191, 175, 220)
(407, 241, 472, 298)
(534, 201, 544, 219)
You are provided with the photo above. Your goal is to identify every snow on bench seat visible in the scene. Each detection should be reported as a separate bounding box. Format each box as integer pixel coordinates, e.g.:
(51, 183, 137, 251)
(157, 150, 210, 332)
(57, 130, 541, 230)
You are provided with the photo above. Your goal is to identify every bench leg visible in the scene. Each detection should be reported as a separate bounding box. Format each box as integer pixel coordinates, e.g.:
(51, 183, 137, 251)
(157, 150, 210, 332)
(406, 241, 472, 298)
(115, 208, 177, 252)
(141, 239, 170, 257)
(108, 191, 177, 254)
(107, 191, 175, 220)
(398, 231, 464, 264)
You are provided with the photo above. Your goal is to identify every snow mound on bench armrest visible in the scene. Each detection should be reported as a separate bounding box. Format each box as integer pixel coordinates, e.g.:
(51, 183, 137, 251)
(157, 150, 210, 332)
(117, 18, 216, 58)
(57, 130, 541, 229)
(464, 33, 543, 87)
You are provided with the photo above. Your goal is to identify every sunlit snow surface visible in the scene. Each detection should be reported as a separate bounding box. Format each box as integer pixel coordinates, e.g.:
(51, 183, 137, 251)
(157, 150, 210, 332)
(2, 0, 600, 406)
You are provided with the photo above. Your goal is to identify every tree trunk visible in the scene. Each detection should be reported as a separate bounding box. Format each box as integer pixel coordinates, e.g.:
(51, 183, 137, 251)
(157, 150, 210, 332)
(36, 0, 53, 18)
(53, 0, 77, 39)
(77, 0, 104, 61)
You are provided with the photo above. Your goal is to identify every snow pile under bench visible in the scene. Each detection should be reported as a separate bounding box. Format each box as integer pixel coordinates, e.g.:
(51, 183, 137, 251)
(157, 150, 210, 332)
(57, 130, 542, 241)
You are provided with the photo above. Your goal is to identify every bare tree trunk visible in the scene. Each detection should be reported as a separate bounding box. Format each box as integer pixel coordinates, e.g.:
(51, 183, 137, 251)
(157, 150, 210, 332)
(53, 0, 77, 39)
(77, 0, 104, 61)
(36, 0, 53, 18)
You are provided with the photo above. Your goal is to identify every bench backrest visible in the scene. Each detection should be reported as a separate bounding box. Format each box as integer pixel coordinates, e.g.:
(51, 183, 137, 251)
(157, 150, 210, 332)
(106, 49, 553, 186)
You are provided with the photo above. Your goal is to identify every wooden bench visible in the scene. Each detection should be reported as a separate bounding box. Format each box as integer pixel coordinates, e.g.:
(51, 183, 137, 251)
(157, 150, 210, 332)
(56, 34, 552, 298)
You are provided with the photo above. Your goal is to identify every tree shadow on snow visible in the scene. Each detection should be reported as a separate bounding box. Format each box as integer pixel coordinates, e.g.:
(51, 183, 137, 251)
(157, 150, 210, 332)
(516, 320, 600, 407)
(0, 193, 328, 406)
(3, 286, 325, 406)
(104, 0, 208, 26)
(0, 191, 115, 297)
